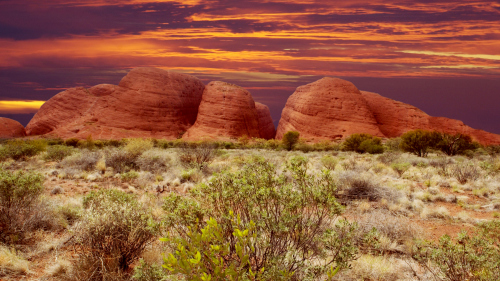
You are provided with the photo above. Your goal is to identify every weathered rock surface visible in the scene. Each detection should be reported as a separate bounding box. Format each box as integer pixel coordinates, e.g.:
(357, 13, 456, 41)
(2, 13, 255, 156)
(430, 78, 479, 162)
(0, 117, 26, 138)
(276, 77, 384, 141)
(26, 67, 205, 139)
(362, 91, 500, 145)
(276, 77, 500, 146)
(255, 102, 276, 139)
(183, 81, 262, 141)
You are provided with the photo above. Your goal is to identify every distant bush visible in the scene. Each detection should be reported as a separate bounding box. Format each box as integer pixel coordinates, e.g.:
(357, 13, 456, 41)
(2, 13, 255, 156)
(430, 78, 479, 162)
(178, 141, 218, 170)
(64, 138, 80, 147)
(0, 169, 45, 243)
(135, 149, 171, 174)
(343, 133, 383, 154)
(59, 149, 101, 171)
(43, 145, 75, 162)
(104, 148, 136, 173)
(400, 130, 441, 157)
(0, 139, 47, 161)
(71, 190, 158, 280)
(124, 138, 154, 157)
(282, 131, 300, 151)
(436, 133, 478, 156)
(163, 157, 358, 280)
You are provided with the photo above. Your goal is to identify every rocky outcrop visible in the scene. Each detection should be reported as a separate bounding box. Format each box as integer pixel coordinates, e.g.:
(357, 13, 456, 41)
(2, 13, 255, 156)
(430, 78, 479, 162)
(26, 67, 205, 140)
(362, 91, 500, 146)
(276, 77, 384, 141)
(0, 117, 26, 138)
(183, 81, 262, 141)
(255, 102, 276, 140)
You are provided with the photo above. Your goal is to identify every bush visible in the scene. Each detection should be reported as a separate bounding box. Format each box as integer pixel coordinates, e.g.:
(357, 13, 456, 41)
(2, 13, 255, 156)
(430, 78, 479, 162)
(321, 155, 338, 170)
(0, 139, 47, 161)
(391, 162, 411, 178)
(64, 138, 80, 147)
(339, 173, 402, 202)
(178, 141, 218, 170)
(399, 130, 440, 157)
(0, 169, 44, 243)
(43, 145, 75, 161)
(343, 134, 383, 154)
(282, 131, 300, 151)
(163, 157, 358, 280)
(59, 149, 101, 171)
(451, 163, 481, 184)
(71, 190, 158, 280)
(124, 138, 154, 157)
(104, 148, 136, 173)
(136, 149, 171, 174)
(413, 221, 500, 280)
(436, 133, 478, 156)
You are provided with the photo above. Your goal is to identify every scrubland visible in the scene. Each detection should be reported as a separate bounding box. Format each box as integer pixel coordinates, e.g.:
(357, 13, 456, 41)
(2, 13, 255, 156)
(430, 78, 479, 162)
(0, 132, 500, 280)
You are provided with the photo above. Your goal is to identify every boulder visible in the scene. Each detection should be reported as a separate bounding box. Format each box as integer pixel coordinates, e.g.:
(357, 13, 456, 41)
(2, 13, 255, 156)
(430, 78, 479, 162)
(0, 117, 26, 138)
(183, 81, 261, 141)
(26, 67, 205, 140)
(276, 77, 384, 141)
(255, 102, 276, 139)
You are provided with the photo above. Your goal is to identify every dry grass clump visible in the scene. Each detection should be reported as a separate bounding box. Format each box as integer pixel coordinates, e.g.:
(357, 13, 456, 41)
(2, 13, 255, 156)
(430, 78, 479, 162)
(136, 149, 171, 174)
(332, 255, 412, 281)
(420, 206, 450, 219)
(58, 149, 101, 171)
(339, 172, 404, 202)
(178, 141, 219, 170)
(104, 148, 136, 173)
(124, 138, 154, 157)
(451, 163, 481, 184)
(376, 151, 401, 165)
(355, 209, 421, 243)
(0, 245, 29, 277)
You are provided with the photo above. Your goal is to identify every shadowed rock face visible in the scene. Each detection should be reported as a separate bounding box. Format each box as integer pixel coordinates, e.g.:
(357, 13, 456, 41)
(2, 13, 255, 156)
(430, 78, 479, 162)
(0, 117, 26, 138)
(183, 81, 262, 141)
(255, 102, 276, 140)
(276, 77, 500, 146)
(276, 77, 384, 141)
(26, 67, 206, 140)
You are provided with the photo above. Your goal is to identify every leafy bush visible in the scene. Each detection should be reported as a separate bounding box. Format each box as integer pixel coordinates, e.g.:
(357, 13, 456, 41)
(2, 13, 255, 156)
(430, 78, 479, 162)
(321, 155, 338, 170)
(391, 162, 411, 178)
(124, 138, 154, 157)
(399, 130, 440, 157)
(413, 221, 500, 281)
(436, 133, 478, 156)
(163, 157, 358, 280)
(0, 169, 44, 243)
(136, 149, 171, 174)
(71, 190, 158, 280)
(343, 134, 383, 154)
(178, 141, 218, 170)
(43, 145, 75, 161)
(104, 148, 137, 173)
(282, 131, 300, 151)
(59, 149, 101, 171)
(0, 139, 47, 161)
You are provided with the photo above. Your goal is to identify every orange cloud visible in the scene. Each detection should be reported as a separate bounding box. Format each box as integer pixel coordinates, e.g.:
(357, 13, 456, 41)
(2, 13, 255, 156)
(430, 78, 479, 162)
(0, 101, 45, 114)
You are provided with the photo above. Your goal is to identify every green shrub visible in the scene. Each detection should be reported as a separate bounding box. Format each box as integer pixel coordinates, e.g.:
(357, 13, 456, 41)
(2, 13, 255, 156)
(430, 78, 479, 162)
(124, 138, 154, 157)
(282, 131, 300, 151)
(43, 145, 75, 161)
(413, 221, 500, 280)
(399, 130, 441, 157)
(343, 133, 383, 154)
(436, 133, 478, 156)
(121, 170, 139, 182)
(321, 155, 338, 170)
(0, 169, 44, 243)
(64, 138, 80, 147)
(163, 157, 358, 280)
(391, 162, 411, 178)
(0, 139, 47, 161)
(71, 190, 158, 280)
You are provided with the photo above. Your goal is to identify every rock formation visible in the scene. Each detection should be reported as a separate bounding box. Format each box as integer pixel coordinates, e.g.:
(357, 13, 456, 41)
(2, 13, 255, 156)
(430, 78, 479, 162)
(276, 77, 500, 146)
(183, 81, 263, 141)
(276, 77, 384, 141)
(26, 67, 205, 140)
(255, 102, 276, 139)
(0, 117, 26, 138)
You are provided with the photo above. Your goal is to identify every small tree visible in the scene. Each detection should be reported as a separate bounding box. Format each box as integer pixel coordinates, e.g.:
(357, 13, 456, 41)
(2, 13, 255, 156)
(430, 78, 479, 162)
(399, 130, 440, 157)
(343, 133, 384, 154)
(436, 133, 477, 156)
(282, 131, 300, 151)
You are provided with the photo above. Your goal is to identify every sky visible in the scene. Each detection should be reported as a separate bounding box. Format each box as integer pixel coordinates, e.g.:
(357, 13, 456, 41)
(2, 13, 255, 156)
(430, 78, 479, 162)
(0, 0, 499, 133)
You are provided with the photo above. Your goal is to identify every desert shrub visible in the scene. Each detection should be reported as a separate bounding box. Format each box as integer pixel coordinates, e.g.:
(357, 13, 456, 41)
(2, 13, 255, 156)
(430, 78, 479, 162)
(0, 139, 47, 161)
(294, 141, 314, 153)
(104, 148, 136, 173)
(339, 172, 403, 202)
(400, 130, 441, 157)
(180, 169, 203, 183)
(178, 141, 218, 170)
(451, 163, 481, 184)
(59, 149, 101, 171)
(136, 149, 171, 174)
(376, 151, 401, 165)
(121, 170, 139, 182)
(413, 221, 500, 281)
(356, 209, 420, 243)
(43, 145, 75, 161)
(64, 138, 80, 147)
(436, 133, 478, 156)
(0, 169, 44, 243)
(124, 138, 154, 157)
(391, 162, 411, 178)
(343, 133, 383, 154)
(321, 155, 338, 170)
(162, 157, 358, 280)
(282, 131, 300, 151)
(71, 190, 159, 280)
(384, 137, 402, 151)
(0, 245, 30, 277)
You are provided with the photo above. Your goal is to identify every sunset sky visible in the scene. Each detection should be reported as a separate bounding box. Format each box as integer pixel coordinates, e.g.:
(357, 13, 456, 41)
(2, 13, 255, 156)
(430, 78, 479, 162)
(1, 0, 499, 132)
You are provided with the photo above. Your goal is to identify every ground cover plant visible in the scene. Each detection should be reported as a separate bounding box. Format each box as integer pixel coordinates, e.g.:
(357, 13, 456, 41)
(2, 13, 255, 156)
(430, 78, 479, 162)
(0, 133, 499, 280)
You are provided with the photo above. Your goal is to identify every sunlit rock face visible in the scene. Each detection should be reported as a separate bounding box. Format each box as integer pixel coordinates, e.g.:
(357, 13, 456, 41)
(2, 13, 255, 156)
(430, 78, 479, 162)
(276, 77, 500, 146)
(0, 117, 26, 138)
